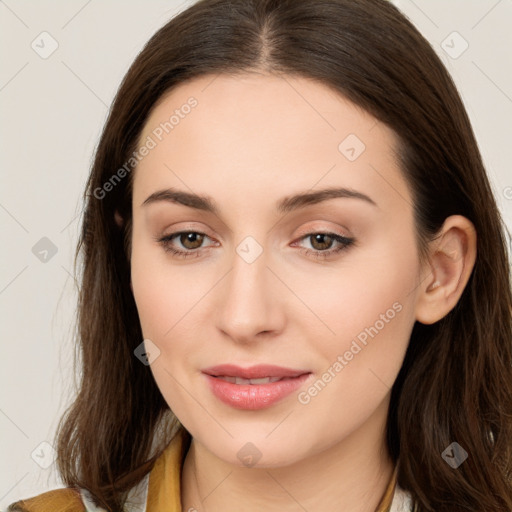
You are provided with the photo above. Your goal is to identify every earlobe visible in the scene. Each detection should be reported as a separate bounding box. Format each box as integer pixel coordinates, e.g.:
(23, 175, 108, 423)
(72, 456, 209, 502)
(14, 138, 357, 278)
(415, 215, 477, 325)
(114, 210, 124, 227)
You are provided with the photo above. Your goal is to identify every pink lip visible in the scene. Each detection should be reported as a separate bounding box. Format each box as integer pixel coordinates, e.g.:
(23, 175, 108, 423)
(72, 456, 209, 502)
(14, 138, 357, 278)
(202, 364, 312, 410)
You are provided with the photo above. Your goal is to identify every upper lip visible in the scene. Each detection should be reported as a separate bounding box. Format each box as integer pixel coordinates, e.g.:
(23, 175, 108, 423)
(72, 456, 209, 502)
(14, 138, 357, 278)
(202, 364, 310, 379)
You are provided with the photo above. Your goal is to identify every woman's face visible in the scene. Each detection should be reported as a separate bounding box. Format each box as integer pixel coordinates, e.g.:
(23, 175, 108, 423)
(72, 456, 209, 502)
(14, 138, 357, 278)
(130, 72, 424, 467)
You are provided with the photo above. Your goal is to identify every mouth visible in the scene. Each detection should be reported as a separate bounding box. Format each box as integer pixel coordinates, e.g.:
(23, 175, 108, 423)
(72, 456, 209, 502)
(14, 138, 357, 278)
(202, 364, 312, 410)
(202, 363, 310, 380)
(211, 375, 295, 385)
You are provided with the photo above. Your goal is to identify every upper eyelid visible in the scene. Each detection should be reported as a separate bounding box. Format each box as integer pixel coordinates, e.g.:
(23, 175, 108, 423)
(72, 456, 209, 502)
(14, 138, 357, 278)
(160, 219, 351, 237)
(161, 228, 349, 239)
(293, 225, 351, 239)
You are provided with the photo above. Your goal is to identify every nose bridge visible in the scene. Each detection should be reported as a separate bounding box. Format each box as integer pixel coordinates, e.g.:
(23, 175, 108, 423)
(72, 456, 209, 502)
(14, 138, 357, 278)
(215, 233, 282, 341)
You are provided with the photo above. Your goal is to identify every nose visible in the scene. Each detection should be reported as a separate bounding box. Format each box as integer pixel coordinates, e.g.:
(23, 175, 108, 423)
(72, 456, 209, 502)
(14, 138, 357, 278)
(215, 241, 284, 345)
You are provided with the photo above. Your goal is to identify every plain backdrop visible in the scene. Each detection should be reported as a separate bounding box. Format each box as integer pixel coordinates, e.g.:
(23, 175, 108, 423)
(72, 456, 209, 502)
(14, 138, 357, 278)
(1, 0, 511, 508)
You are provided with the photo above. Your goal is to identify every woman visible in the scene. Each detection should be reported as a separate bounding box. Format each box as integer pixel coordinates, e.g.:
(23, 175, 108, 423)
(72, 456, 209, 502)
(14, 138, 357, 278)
(8, 0, 512, 511)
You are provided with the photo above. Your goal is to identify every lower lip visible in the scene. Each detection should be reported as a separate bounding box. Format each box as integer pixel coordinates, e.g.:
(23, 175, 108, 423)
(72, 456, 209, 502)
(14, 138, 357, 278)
(204, 373, 312, 410)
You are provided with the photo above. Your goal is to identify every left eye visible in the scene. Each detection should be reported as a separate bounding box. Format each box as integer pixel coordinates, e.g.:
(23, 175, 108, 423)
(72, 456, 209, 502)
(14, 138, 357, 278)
(299, 232, 346, 250)
(293, 232, 355, 259)
(167, 231, 208, 250)
(157, 231, 355, 260)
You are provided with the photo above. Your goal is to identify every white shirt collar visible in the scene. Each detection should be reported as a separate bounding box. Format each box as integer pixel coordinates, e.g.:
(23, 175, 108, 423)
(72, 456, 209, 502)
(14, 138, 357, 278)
(390, 483, 414, 511)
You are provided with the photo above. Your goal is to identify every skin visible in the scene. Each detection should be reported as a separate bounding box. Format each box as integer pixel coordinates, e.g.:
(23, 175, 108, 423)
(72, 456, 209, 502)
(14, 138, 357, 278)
(128, 72, 477, 512)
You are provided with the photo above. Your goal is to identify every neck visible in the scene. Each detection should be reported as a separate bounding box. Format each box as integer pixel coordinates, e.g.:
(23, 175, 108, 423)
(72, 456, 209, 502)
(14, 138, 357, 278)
(181, 396, 395, 512)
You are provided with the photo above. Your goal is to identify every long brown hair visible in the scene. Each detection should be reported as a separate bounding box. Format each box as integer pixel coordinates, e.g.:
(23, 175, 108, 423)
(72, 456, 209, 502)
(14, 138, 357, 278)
(17, 0, 512, 510)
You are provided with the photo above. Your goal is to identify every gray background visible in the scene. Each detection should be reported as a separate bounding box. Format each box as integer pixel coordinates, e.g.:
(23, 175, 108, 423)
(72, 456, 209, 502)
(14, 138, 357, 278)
(1, 0, 511, 507)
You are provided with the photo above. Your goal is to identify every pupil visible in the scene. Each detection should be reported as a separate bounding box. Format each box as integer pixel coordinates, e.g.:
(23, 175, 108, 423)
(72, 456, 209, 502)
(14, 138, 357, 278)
(182, 232, 203, 249)
(312, 234, 331, 250)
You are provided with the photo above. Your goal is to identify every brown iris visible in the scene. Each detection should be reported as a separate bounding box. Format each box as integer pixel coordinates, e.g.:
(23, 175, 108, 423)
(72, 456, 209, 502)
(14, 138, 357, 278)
(179, 232, 205, 250)
(309, 233, 335, 251)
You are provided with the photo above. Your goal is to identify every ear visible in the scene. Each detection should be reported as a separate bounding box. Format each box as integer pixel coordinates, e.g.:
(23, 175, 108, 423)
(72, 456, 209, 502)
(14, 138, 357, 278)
(114, 209, 124, 227)
(114, 209, 133, 291)
(415, 215, 477, 325)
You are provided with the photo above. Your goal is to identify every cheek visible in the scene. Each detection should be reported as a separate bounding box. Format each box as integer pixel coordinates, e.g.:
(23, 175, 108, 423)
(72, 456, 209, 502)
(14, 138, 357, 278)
(130, 225, 178, 342)
(130, 225, 206, 339)
(130, 235, 161, 337)
(130, 240, 203, 410)
(290, 231, 419, 389)
(296, 230, 418, 331)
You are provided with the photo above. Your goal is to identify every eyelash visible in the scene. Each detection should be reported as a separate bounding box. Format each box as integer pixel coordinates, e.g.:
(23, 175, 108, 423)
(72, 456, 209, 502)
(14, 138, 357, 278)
(156, 230, 355, 260)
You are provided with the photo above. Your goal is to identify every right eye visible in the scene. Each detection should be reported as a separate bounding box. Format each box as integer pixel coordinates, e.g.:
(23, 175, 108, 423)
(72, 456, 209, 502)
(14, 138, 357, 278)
(157, 231, 216, 258)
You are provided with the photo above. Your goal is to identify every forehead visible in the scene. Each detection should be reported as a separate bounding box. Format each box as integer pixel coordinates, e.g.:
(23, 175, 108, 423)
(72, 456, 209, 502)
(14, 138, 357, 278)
(133, 73, 410, 215)
(140, 72, 386, 150)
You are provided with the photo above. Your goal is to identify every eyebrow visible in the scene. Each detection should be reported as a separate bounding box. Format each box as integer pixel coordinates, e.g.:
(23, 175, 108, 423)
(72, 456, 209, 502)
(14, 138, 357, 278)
(141, 186, 378, 214)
